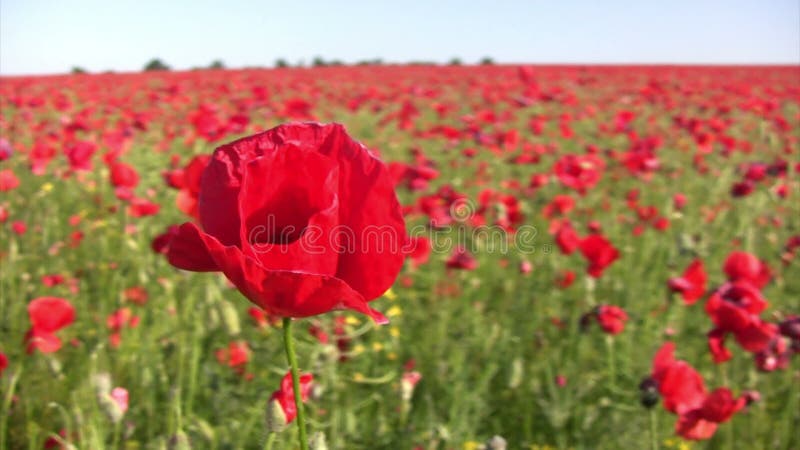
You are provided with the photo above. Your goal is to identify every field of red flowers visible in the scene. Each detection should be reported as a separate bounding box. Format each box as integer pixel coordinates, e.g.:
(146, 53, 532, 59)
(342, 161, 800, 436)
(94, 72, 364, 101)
(1, 64, 798, 450)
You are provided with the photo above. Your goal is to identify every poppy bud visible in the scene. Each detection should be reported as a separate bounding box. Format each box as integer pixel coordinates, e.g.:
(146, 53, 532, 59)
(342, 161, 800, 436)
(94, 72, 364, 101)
(265, 397, 288, 433)
(98, 394, 124, 423)
(485, 435, 507, 450)
(401, 371, 422, 402)
(638, 377, 659, 408)
(309, 431, 328, 450)
(92, 372, 112, 396)
(218, 300, 241, 336)
(779, 316, 800, 342)
(742, 390, 761, 405)
(508, 358, 523, 389)
(579, 312, 594, 332)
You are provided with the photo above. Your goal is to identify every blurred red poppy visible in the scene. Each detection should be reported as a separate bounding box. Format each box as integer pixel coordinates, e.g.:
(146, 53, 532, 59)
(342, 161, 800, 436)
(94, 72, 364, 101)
(269, 370, 313, 424)
(723, 251, 770, 288)
(25, 297, 75, 354)
(650, 343, 706, 415)
(579, 234, 619, 277)
(553, 154, 604, 193)
(675, 388, 747, 440)
(595, 305, 628, 335)
(668, 259, 707, 305)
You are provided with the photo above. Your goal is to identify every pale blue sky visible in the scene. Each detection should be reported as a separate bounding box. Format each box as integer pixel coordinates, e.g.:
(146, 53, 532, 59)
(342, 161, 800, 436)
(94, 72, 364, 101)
(1, 0, 798, 75)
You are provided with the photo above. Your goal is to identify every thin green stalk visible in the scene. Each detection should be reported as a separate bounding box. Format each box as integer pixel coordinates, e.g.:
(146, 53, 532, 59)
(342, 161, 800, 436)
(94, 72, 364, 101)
(1, 366, 23, 450)
(605, 335, 616, 393)
(111, 420, 121, 449)
(282, 317, 309, 450)
(649, 408, 658, 450)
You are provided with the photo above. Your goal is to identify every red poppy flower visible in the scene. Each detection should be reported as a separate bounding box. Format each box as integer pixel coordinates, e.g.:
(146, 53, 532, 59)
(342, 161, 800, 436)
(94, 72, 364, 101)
(675, 388, 747, 440)
(109, 161, 140, 189)
(166, 123, 405, 324)
(753, 336, 792, 372)
(553, 154, 604, 194)
(0, 169, 19, 192)
(707, 328, 734, 363)
(127, 198, 160, 218)
(595, 305, 628, 335)
(555, 270, 576, 288)
(41, 274, 66, 287)
(673, 193, 687, 210)
(247, 306, 274, 328)
(406, 236, 431, 268)
(650, 343, 706, 415)
(152, 225, 179, 254)
(722, 251, 770, 288)
(25, 297, 76, 354)
(401, 370, 422, 401)
(668, 259, 707, 305)
(269, 370, 313, 424)
(730, 180, 755, 197)
(65, 141, 97, 172)
(0, 352, 7, 376)
(106, 308, 140, 348)
(165, 155, 211, 219)
(705, 281, 768, 334)
(11, 220, 27, 235)
(554, 222, 581, 255)
(215, 341, 251, 369)
(542, 194, 575, 219)
(579, 234, 619, 278)
(446, 246, 478, 271)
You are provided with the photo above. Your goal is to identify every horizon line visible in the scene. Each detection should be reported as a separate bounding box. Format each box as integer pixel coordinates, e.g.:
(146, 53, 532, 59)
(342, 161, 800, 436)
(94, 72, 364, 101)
(2, 61, 799, 78)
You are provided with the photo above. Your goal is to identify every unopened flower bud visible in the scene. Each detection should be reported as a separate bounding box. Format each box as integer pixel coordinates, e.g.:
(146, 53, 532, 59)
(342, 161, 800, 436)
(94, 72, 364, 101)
(743, 390, 761, 405)
(309, 431, 328, 450)
(98, 394, 124, 423)
(485, 435, 507, 450)
(265, 397, 288, 433)
(218, 300, 241, 336)
(92, 372, 112, 396)
(401, 371, 421, 402)
(639, 377, 660, 408)
(508, 358, 523, 389)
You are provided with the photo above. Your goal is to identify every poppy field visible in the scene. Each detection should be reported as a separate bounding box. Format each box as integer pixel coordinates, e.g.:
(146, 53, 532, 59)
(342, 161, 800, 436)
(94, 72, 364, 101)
(0, 64, 799, 450)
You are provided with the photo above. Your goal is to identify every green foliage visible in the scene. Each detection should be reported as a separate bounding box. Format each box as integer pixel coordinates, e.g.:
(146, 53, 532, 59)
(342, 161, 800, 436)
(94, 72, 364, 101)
(143, 58, 171, 71)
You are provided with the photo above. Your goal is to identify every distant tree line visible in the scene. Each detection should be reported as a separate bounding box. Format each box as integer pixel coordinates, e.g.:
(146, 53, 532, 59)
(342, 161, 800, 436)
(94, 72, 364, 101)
(69, 56, 496, 74)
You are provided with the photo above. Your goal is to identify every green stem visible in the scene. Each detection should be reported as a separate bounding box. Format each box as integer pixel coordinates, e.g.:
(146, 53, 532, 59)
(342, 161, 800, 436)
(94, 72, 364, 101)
(1, 366, 23, 450)
(282, 317, 309, 450)
(605, 335, 616, 393)
(111, 420, 121, 449)
(263, 432, 276, 450)
(649, 408, 658, 450)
